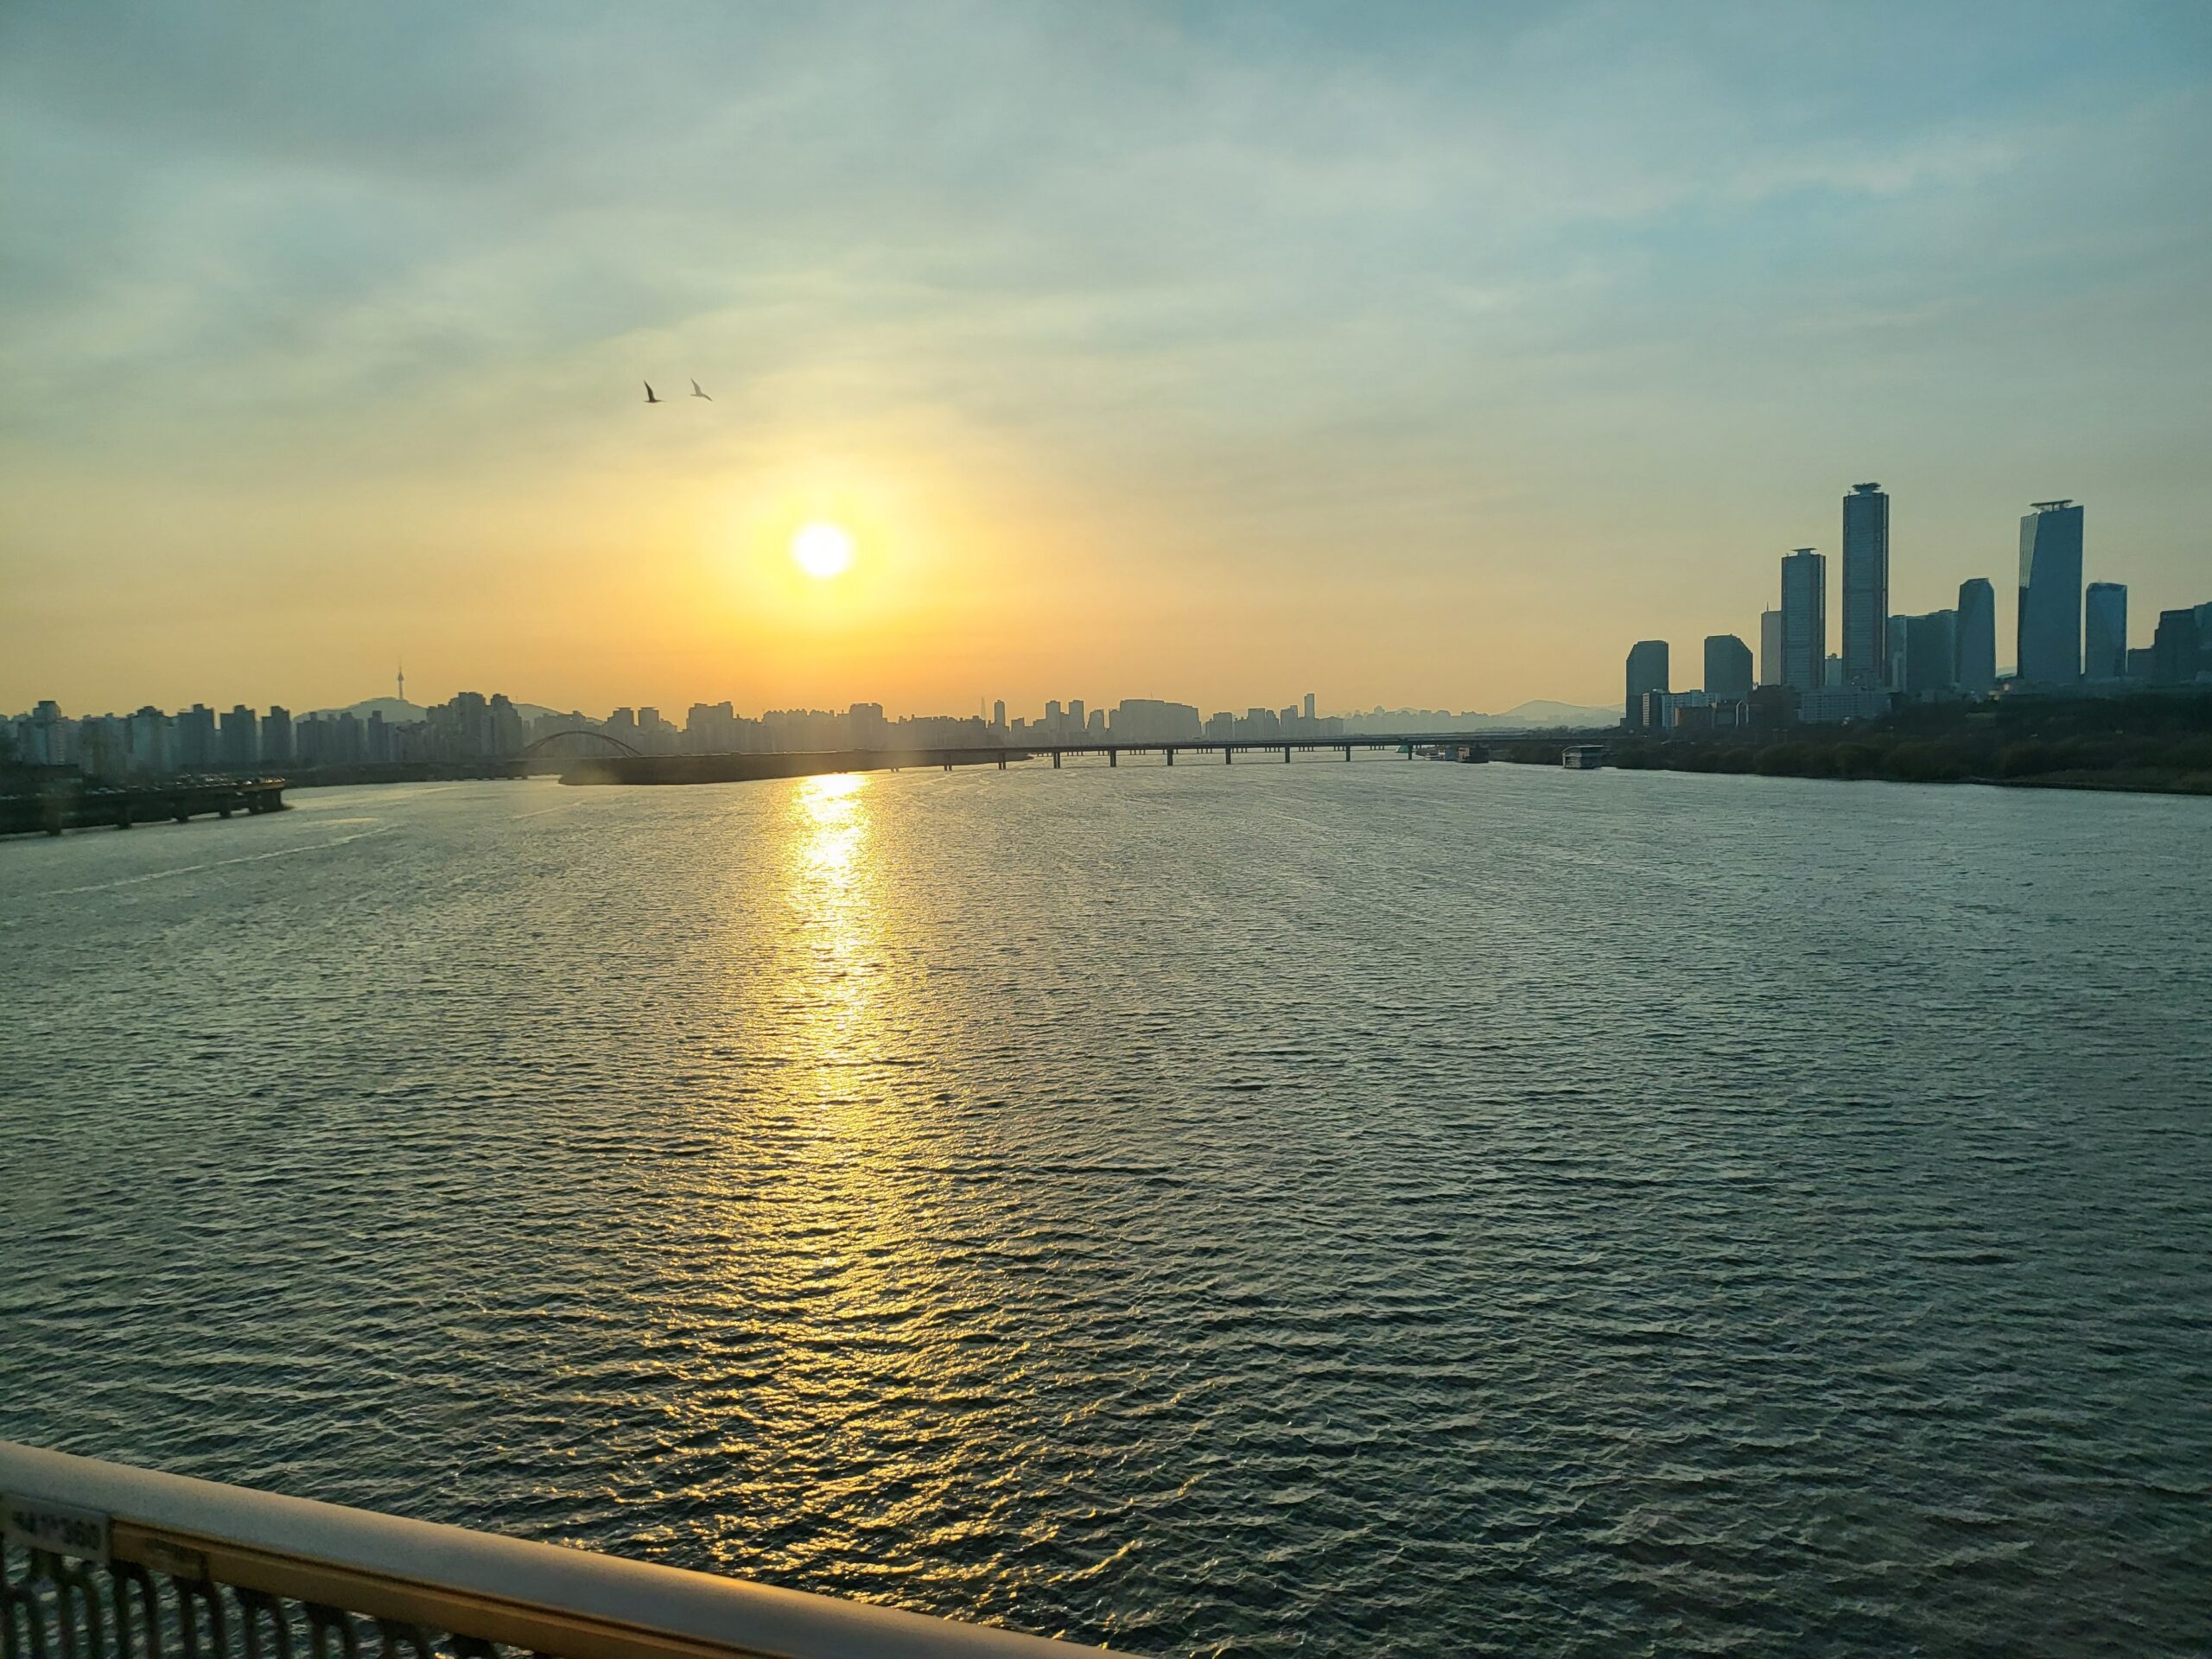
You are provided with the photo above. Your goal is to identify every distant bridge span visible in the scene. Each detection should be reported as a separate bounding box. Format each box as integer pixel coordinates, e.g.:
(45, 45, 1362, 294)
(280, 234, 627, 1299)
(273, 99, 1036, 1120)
(520, 729, 641, 758)
(559, 731, 1594, 785)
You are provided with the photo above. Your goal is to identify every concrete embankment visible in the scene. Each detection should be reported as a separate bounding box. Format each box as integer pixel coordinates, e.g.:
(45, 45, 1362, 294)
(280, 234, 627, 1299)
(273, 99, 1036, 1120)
(2, 779, 287, 836)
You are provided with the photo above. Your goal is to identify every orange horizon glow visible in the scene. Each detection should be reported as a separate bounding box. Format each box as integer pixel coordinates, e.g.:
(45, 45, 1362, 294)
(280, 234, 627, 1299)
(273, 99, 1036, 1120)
(6, 9, 2209, 721)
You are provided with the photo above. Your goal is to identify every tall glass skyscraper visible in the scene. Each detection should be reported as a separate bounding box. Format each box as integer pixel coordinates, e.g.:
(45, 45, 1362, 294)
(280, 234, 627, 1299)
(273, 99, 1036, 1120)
(1780, 549, 1827, 692)
(2152, 610, 2203, 685)
(2017, 500, 2084, 686)
(1899, 610, 1959, 696)
(1703, 634, 1753, 701)
(2084, 582, 2128, 679)
(1758, 609, 1783, 687)
(1625, 639, 1669, 728)
(1841, 483, 1889, 689)
(1955, 577, 1996, 694)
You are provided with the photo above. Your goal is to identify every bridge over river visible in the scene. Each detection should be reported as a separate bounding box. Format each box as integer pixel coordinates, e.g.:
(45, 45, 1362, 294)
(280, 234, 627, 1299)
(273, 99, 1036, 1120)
(560, 734, 1560, 785)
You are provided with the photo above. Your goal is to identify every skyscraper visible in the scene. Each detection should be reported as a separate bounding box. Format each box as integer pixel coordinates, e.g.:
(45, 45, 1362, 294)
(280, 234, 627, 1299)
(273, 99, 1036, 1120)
(1703, 634, 1753, 701)
(126, 706, 172, 775)
(991, 699, 1007, 729)
(1779, 549, 1827, 693)
(219, 704, 258, 767)
(1956, 578, 1996, 694)
(848, 702, 887, 747)
(1900, 610, 1960, 696)
(2084, 582, 2128, 679)
(1625, 640, 1669, 728)
(261, 706, 294, 764)
(175, 703, 217, 770)
(1841, 482, 1890, 689)
(1302, 691, 1317, 722)
(1758, 609, 1783, 687)
(1110, 699, 1202, 741)
(2152, 609, 2203, 685)
(2017, 500, 2084, 686)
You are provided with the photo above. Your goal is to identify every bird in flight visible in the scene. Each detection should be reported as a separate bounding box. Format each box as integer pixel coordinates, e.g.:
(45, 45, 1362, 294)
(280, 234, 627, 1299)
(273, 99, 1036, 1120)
(643, 381, 661, 404)
(690, 378, 712, 401)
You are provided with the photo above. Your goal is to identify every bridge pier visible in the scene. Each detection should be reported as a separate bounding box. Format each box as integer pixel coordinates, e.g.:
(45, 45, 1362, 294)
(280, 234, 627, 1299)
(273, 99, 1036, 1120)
(1166, 747, 1175, 766)
(1283, 745, 1291, 763)
(997, 753, 1007, 770)
(1224, 747, 1232, 765)
(1052, 751, 1061, 769)
(1344, 744, 1353, 761)
(1109, 750, 1117, 767)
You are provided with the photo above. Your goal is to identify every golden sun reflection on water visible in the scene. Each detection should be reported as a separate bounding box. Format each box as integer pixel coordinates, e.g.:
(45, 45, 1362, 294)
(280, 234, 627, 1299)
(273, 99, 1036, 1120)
(764, 778, 1015, 1478)
(798, 771, 868, 874)
(784, 772, 880, 1070)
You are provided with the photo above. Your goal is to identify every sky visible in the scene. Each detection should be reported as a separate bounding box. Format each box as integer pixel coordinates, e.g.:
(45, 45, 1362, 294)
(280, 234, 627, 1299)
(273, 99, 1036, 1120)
(3, 0, 2209, 719)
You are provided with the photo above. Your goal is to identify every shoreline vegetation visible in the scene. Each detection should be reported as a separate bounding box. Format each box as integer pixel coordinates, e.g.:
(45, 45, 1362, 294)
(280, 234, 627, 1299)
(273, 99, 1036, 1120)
(1503, 692, 2212, 795)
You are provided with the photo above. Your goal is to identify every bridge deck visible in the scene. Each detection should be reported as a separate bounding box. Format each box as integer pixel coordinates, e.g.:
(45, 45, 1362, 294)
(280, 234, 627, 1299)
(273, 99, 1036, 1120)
(560, 734, 1541, 785)
(0, 779, 286, 836)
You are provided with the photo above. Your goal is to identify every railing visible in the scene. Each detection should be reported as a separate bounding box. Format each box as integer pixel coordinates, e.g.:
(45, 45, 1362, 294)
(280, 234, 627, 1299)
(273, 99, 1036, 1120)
(0, 1444, 1104, 1659)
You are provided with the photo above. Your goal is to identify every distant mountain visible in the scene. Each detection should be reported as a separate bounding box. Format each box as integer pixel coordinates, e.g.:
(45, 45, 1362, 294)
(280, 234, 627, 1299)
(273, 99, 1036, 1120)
(306, 696, 428, 722)
(1340, 700, 1618, 735)
(1488, 699, 1619, 729)
(305, 696, 572, 723)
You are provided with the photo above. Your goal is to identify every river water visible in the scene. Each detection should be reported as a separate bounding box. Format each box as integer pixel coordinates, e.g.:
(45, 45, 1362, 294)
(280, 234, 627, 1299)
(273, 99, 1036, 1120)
(3, 764, 2208, 1656)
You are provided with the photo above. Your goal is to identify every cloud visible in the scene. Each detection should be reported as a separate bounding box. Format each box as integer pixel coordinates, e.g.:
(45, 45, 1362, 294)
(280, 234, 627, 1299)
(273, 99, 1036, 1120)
(3, 0, 2209, 709)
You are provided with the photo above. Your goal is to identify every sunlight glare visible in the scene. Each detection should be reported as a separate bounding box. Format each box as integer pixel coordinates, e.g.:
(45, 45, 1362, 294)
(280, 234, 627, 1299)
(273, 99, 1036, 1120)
(791, 521, 855, 581)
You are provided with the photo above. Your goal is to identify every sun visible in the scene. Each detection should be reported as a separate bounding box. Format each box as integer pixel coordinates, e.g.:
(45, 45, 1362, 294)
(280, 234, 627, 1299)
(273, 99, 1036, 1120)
(791, 521, 855, 581)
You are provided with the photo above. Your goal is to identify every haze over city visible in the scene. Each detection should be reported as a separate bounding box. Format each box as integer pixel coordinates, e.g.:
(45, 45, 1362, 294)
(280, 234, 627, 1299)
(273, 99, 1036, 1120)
(5, 1, 2209, 718)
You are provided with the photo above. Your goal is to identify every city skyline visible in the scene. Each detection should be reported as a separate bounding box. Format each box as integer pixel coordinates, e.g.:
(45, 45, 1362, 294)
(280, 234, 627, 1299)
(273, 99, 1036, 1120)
(1622, 476, 2211, 732)
(19, 474, 2202, 740)
(9, 468, 2195, 723)
(8, 681, 1620, 731)
(5, 4, 2212, 716)
(5, 682, 1630, 776)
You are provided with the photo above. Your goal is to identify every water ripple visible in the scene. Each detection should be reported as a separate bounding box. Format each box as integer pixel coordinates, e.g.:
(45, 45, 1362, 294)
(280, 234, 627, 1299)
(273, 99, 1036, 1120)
(3, 768, 2209, 1656)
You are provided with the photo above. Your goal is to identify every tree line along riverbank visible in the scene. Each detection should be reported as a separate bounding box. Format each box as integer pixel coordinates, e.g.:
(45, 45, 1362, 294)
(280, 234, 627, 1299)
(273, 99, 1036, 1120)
(1497, 692, 2212, 795)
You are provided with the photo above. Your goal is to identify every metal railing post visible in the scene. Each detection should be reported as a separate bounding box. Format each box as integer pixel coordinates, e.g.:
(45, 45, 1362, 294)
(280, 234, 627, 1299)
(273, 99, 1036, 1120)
(111, 1566, 162, 1659)
(302, 1605, 357, 1659)
(1, 1558, 49, 1659)
(173, 1577, 226, 1659)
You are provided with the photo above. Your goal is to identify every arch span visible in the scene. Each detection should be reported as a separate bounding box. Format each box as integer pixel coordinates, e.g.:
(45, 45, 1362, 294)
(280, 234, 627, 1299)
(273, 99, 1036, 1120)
(518, 730, 641, 758)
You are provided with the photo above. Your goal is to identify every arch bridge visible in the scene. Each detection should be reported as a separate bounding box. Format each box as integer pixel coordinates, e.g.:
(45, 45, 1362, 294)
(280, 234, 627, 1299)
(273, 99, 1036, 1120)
(518, 730, 641, 758)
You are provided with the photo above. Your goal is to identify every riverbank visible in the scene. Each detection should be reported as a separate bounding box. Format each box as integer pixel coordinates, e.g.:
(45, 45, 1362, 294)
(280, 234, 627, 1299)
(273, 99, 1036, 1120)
(1498, 691, 2212, 795)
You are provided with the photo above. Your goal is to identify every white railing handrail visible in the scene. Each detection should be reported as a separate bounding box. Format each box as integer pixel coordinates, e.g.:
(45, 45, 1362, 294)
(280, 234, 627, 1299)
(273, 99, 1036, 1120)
(0, 1441, 1109, 1659)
